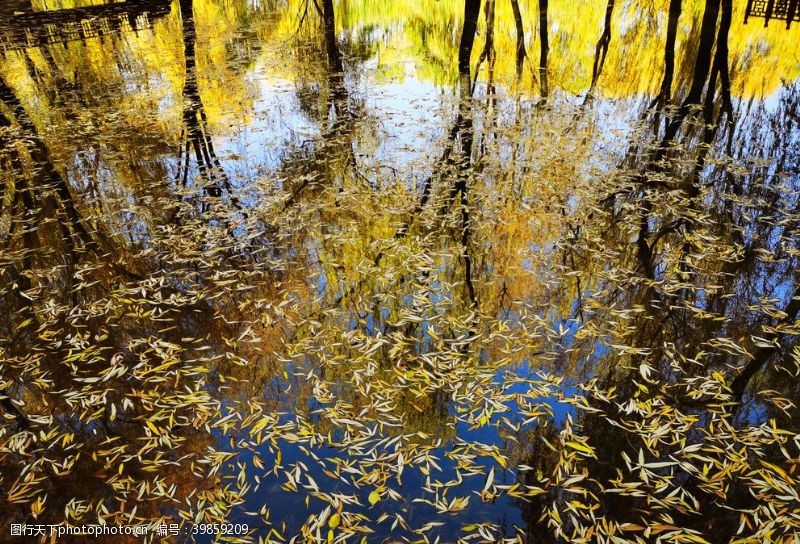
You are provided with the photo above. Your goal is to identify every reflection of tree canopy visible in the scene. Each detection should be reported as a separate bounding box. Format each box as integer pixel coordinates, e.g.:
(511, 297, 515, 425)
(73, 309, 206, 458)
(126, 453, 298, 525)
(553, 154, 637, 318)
(0, 0, 798, 542)
(0, 77, 233, 539)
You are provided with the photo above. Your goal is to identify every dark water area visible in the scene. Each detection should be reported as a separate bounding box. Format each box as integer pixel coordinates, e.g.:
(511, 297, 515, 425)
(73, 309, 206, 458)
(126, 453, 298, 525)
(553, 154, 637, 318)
(0, 0, 798, 542)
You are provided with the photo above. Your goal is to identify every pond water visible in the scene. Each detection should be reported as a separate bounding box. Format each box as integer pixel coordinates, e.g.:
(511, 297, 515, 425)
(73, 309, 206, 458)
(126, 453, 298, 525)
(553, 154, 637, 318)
(0, 0, 799, 542)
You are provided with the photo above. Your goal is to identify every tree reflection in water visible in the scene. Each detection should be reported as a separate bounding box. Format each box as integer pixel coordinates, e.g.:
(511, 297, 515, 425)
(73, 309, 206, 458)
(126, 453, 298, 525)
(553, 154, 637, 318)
(0, 0, 797, 542)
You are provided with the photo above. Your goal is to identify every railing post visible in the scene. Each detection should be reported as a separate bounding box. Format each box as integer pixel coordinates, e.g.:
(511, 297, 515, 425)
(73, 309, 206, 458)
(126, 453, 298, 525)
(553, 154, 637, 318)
(787, 0, 799, 28)
(765, 0, 775, 27)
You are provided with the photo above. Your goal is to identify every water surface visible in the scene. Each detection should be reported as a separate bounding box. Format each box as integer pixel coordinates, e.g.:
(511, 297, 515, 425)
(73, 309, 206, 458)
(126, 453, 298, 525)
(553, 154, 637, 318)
(0, 0, 799, 542)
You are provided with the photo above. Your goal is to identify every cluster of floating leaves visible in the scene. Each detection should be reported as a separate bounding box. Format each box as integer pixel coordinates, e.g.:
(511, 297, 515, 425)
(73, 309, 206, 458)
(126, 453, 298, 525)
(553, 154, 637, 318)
(1, 4, 799, 544)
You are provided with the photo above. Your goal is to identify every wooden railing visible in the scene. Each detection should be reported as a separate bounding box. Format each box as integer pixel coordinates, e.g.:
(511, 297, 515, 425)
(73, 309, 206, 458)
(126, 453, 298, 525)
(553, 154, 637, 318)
(745, 0, 800, 28)
(0, 0, 172, 50)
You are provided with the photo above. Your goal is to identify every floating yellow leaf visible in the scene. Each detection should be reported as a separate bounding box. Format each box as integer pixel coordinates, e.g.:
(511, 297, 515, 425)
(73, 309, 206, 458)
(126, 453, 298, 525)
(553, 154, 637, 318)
(368, 491, 380, 505)
(565, 441, 595, 457)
